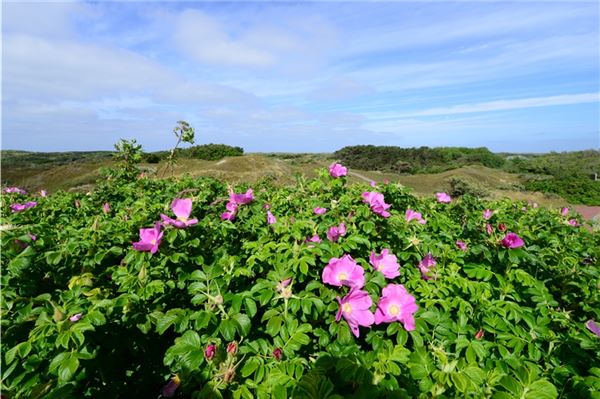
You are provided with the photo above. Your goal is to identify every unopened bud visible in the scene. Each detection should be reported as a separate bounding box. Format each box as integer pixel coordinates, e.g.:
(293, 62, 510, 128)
(204, 344, 216, 360)
(273, 347, 282, 361)
(227, 341, 238, 355)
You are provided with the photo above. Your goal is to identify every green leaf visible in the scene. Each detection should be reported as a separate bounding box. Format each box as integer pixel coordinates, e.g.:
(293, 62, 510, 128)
(220, 319, 237, 341)
(266, 316, 283, 337)
(156, 309, 185, 335)
(244, 298, 257, 317)
(463, 263, 493, 281)
(58, 353, 79, 382)
(232, 313, 251, 336)
(524, 379, 558, 399)
(240, 357, 260, 377)
(451, 372, 469, 392)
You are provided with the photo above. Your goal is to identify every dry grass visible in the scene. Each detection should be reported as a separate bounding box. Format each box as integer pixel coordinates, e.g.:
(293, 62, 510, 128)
(1, 155, 569, 207)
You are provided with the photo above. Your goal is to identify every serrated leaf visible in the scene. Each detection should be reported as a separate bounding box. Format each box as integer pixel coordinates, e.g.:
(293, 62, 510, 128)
(58, 353, 79, 382)
(240, 357, 260, 377)
(232, 313, 251, 336)
(220, 319, 237, 341)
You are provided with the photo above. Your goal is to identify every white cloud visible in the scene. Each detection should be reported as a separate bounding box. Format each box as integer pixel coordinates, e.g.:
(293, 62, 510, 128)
(400, 93, 600, 117)
(171, 8, 338, 73)
(173, 10, 275, 67)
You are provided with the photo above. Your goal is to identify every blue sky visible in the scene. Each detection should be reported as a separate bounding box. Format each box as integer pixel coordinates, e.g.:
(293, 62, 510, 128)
(3, 0, 599, 153)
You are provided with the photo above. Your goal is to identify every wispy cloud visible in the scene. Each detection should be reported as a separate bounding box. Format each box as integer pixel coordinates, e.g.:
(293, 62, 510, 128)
(399, 93, 600, 117)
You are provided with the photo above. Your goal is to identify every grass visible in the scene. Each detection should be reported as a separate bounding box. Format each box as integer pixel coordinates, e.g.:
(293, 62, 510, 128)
(1, 152, 568, 207)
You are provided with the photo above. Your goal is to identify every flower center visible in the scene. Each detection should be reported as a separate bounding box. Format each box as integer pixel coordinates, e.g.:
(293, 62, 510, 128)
(150, 239, 157, 245)
(342, 303, 352, 314)
(377, 264, 384, 271)
(388, 304, 400, 316)
(177, 216, 188, 222)
(338, 272, 348, 281)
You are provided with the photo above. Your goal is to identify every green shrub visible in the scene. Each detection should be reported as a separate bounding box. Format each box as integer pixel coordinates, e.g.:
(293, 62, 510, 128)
(447, 176, 490, 198)
(1, 168, 598, 398)
(183, 144, 244, 161)
(144, 153, 162, 164)
(334, 145, 505, 174)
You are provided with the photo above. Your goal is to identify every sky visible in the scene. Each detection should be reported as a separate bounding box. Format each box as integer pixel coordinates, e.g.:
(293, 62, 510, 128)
(2, 0, 599, 153)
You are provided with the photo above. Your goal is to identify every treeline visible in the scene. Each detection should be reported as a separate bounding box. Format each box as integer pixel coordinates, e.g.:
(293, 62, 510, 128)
(144, 144, 243, 163)
(334, 145, 505, 174)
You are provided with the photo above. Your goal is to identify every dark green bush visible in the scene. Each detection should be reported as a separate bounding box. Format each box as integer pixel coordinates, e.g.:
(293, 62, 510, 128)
(144, 153, 162, 164)
(447, 176, 490, 198)
(334, 145, 505, 174)
(183, 144, 244, 161)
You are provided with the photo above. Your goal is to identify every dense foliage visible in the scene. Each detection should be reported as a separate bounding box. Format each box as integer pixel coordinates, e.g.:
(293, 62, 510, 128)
(0, 150, 112, 170)
(334, 145, 505, 174)
(504, 151, 600, 205)
(1, 167, 599, 399)
(183, 144, 244, 161)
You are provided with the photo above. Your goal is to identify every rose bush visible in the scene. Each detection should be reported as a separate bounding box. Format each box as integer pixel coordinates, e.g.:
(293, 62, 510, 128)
(1, 167, 599, 398)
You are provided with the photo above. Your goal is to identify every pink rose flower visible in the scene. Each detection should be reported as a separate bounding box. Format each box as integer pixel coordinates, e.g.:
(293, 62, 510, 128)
(322, 254, 365, 288)
(327, 222, 347, 242)
(369, 249, 400, 279)
(374, 284, 418, 331)
(132, 223, 163, 254)
(10, 201, 37, 213)
(4, 187, 26, 195)
(456, 240, 467, 251)
(362, 192, 391, 218)
(586, 320, 600, 337)
(405, 209, 426, 224)
(500, 232, 524, 249)
(435, 192, 451, 203)
(313, 207, 327, 215)
(305, 234, 322, 244)
(483, 209, 493, 220)
(161, 198, 199, 228)
(229, 188, 254, 205)
(266, 211, 277, 225)
(418, 253, 436, 280)
(336, 288, 375, 337)
(69, 313, 83, 322)
(329, 163, 347, 178)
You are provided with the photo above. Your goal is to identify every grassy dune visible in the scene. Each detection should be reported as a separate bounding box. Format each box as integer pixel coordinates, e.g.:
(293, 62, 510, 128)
(1, 153, 567, 207)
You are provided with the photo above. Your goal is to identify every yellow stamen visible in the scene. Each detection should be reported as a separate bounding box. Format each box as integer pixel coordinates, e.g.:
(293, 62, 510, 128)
(177, 216, 188, 222)
(338, 272, 348, 281)
(342, 303, 352, 314)
(388, 304, 400, 316)
(150, 239, 157, 245)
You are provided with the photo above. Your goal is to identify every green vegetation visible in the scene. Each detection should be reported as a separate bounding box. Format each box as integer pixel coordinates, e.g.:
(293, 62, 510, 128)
(1, 150, 112, 169)
(334, 145, 505, 174)
(3, 147, 597, 206)
(2, 165, 599, 398)
(183, 143, 244, 161)
(505, 150, 600, 205)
